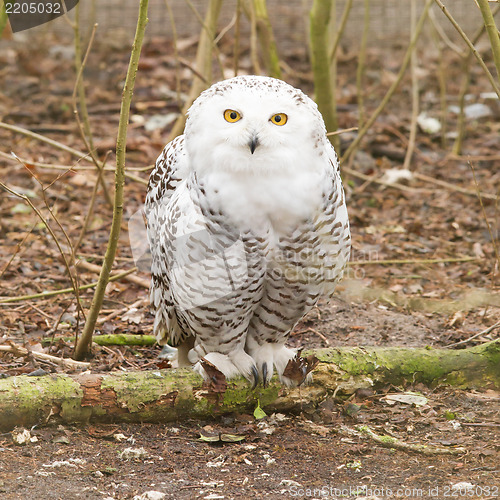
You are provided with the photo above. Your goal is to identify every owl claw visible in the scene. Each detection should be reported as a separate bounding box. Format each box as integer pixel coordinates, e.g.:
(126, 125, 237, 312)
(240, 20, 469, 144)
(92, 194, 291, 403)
(251, 365, 259, 389)
(262, 362, 268, 388)
(300, 365, 308, 386)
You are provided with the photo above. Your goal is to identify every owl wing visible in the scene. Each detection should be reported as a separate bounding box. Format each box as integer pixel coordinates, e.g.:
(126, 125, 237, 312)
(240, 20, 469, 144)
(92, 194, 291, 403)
(146, 136, 190, 346)
(318, 141, 351, 296)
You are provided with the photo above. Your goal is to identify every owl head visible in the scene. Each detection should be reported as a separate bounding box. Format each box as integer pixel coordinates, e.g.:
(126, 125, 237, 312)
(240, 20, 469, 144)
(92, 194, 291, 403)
(184, 76, 329, 175)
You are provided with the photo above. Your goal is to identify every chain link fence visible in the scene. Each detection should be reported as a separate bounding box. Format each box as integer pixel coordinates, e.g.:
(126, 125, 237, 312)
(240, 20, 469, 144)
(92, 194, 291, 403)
(9, 0, 493, 52)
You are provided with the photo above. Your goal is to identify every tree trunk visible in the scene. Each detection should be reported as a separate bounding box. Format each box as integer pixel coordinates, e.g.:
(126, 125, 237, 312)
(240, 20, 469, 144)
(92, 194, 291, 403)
(0, 340, 498, 432)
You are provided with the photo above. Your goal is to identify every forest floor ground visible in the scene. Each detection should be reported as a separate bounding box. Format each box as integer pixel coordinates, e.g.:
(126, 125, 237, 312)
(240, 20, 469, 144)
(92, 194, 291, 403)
(0, 34, 499, 499)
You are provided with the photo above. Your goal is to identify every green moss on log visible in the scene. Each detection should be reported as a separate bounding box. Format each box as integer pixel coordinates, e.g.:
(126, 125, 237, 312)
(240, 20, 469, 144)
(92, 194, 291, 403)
(0, 341, 498, 431)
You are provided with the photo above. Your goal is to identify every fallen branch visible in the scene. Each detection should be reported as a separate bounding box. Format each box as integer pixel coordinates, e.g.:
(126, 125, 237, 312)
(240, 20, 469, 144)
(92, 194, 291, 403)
(0, 345, 90, 371)
(41, 334, 156, 347)
(0, 340, 497, 432)
(338, 425, 466, 455)
(446, 320, 500, 348)
(349, 256, 477, 266)
(76, 260, 150, 289)
(413, 172, 498, 201)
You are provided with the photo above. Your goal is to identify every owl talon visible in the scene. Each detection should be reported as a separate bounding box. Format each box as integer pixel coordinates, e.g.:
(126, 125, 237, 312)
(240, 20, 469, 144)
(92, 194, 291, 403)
(262, 362, 268, 388)
(300, 365, 308, 386)
(251, 365, 259, 389)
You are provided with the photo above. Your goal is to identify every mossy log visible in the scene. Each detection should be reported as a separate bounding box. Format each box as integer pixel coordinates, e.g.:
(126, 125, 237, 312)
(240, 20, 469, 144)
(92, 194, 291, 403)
(0, 340, 498, 432)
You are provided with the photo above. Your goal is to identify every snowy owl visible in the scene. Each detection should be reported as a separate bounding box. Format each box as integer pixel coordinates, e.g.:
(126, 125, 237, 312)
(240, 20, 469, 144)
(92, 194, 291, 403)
(145, 75, 350, 386)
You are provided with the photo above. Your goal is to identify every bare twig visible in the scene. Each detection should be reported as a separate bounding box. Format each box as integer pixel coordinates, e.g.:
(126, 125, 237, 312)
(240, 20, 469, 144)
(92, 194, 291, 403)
(0, 268, 138, 304)
(293, 327, 330, 345)
(72, 151, 111, 258)
(76, 260, 150, 289)
(348, 256, 477, 266)
(428, 7, 462, 55)
(0, 177, 85, 321)
(0, 223, 36, 280)
(326, 126, 358, 137)
(72, 13, 112, 207)
(328, 0, 353, 64)
(163, 0, 182, 104)
(233, 0, 242, 76)
(341, 0, 433, 163)
(245, 0, 262, 75)
(74, 0, 149, 360)
(429, 10, 448, 148)
(356, 0, 370, 128)
(445, 320, 500, 348)
(433, 0, 500, 99)
(0, 344, 90, 370)
(413, 172, 498, 201)
(403, 0, 419, 171)
(249, 0, 282, 78)
(169, 0, 223, 139)
(476, 0, 500, 81)
(0, 121, 93, 160)
(470, 161, 500, 281)
(342, 166, 428, 193)
(0, 150, 149, 184)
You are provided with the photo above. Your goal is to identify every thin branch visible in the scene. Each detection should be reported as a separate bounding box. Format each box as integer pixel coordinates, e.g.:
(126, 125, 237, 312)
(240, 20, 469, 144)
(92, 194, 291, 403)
(356, 0, 370, 128)
(428, 6, 462, 55)
(328, 0, 353, 64)
(74, 0, 149, 360)
(169, 0, 223, 140)
(0, 178, 85, 320)
(0, 268, 138, 304)
(245, 0, 262, 75)
(348, 256, 477, 266)
(0, 344, 90, 370)
(16, 154, 87, 323)
(342, 166, 428, 194)
(413, 172, 497, 201)
(163, 0, 182, 104)
(341, 0, 433, 163)
(72, 152, 111, 258)
(233, 0, 242, 76)
(470, 162, 500, 275)
(433, 0, 500, 99)
(76, 259, 149, 289)
(0, 121, 94, 160)
(445, 320, 500, 348)
(429, 9, 448, 148)
(0, 222, 36, 280)
(476, 0, 500, 81)
(0, 149, 146, 184)
(250, 0, 282, 78)
(403, 0, 419, 171)
(326, 126, 358, 137)
(72, 14, 113, 207)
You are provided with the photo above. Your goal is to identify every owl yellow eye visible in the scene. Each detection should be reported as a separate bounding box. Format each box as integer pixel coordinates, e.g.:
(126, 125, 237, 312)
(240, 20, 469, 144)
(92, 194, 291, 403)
(224, 109, 242, 123)
(270, 113, 288, 126)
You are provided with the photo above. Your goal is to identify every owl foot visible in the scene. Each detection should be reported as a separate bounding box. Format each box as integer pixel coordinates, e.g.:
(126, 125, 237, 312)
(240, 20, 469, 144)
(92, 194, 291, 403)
(192, 350, 258, 386)
(247, 344, 309, 387)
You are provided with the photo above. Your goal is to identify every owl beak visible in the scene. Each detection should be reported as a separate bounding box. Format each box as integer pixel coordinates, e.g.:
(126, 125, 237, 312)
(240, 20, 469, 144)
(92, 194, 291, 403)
(248, 135, 259, 154)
